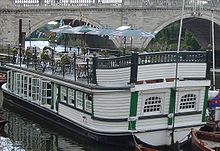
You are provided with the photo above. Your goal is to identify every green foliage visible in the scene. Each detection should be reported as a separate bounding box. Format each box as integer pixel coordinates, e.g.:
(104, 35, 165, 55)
(147, 22, 201, 51)
(43, 46, 53, 51)
(100, 49, 109, 58)
(182, 31, 200, 50)
(81, 47, 88, 55)
(40, 50, 50, 61)
(60, 54, 71, 65)
(11, 47, 17, 54)
(25, 49, 32, 58)
(30, 38, 49, 41)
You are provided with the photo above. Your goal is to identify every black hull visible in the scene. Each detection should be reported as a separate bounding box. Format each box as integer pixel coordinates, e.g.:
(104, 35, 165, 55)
(2, 90, 135, 148)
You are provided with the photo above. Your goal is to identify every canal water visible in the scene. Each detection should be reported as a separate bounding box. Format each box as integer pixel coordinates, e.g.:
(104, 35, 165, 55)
(0, 93, 129, 151)
(0, 73, 220, 151)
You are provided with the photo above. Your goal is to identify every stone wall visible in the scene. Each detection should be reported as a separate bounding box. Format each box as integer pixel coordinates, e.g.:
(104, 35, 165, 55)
(1, 1, 220, 50)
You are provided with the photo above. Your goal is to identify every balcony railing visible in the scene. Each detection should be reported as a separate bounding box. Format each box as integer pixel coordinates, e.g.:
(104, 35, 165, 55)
(0, 50, 209, 85)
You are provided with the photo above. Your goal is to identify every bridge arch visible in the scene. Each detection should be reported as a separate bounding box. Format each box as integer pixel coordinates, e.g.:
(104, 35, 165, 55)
(21, 10, 123, 49)
(29, 15, 103, 36)
(148, 11, 220, 50)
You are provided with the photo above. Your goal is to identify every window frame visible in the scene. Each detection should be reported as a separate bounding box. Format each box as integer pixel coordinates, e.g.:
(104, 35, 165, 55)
(177, 90, 199, 113)
(141, 93, 165, 116)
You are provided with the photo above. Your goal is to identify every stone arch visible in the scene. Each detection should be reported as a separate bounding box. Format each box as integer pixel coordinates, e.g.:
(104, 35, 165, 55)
(25, 14, 119, 49)
(27, 15, 104, 37)
(144, 11, 220, 50)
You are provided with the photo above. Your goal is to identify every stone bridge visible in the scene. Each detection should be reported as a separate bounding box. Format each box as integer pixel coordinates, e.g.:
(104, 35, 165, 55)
(1, 0, 220, 51)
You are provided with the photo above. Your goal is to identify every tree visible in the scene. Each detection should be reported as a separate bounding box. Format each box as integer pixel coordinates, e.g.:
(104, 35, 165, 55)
(25, 48, 32, 67)
(60, 54, 71, 77)
(40, 50, 50, 72)
(182, 31, 200, 50)
(11, 47, 17, 64)
(60, 54, 71, 65)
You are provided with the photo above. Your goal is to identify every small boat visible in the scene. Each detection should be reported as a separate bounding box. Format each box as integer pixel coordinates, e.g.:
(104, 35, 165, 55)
(191, 129, 220, 151)
(191, 89, 220, 151)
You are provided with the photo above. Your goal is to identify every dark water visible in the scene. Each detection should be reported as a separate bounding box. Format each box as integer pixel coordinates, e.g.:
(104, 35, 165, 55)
(1, 108, 129, 151)
(1, 73, 220, 151)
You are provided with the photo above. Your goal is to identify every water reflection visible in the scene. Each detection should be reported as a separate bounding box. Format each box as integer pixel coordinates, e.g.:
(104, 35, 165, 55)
(1, 108, 128, 151)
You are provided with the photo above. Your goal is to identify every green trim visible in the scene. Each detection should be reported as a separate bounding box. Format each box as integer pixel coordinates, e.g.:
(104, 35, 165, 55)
(128, 91, 138, 130)
(91, 94, 94, 116)
(168, 88, 176, 125)
(56, 84, 61, 112)
(74, 90, 76, 107)
(202, 86, 209, 122)
(51, 82, 54, 109)
(82, 93, 85, 110)
(129, 121, 136, 130)
(66, 87, 68, 103)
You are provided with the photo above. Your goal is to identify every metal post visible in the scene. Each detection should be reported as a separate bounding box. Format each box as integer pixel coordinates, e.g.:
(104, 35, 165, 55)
(34, 46, 37, 70)
(86, 58, 89, 83)
(123, 37, 126, 56)
(92, 56, 97, 84)
(52, 40, 56, 73)
(211, 10, 216, 90)
(171, 0, 185, 149)
(29, 20, 31, 47)
(130, 52, 138, 84)
(19, 19, 22, 45)
(7, 44, 10, 63)
(19, 43, 22, 67)
(64, 34, 67, 52)
(74, 52, 76, 80)
(77, 47, 80, 55)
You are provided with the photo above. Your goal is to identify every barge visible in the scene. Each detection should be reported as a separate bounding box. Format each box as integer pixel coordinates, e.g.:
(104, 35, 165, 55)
(2, 51, 211, 149)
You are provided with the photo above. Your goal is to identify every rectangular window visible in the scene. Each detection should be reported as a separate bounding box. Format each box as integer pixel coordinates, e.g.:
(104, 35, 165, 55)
(32, 78, 40, 102)
(76, 91, 83, 110)
(7, 71, 12, 91)
(20, 74, 24, 97)
(85, 94, 92, 113)
(28, 77, 32, 98)
(41, 81, 52, 105)
(15, 73, 21, 95)
(61, 86, 68, 103)
(68, 88, 75, 106)
(23, 76, 28, 98)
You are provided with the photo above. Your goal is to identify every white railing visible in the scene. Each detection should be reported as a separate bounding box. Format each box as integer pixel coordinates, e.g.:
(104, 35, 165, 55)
(12, 0, 122, 7)
(8, 0, 220, 12)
